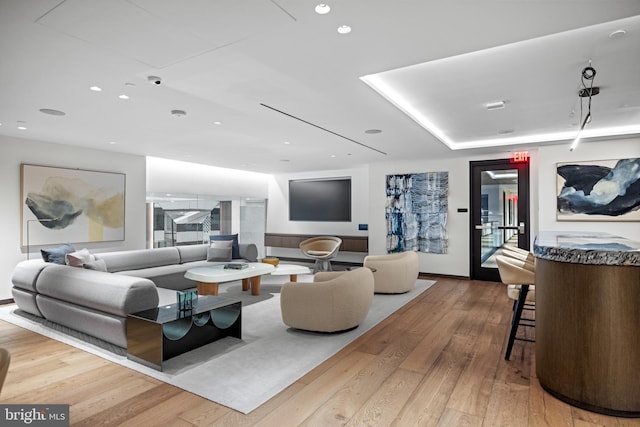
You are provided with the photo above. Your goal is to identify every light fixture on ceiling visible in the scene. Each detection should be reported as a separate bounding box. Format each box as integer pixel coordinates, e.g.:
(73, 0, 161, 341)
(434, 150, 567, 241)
(337, 25, 351, 34)
(486, 100, 505, 110)
(89, 85, 102, 92)
(365, 129, 382, 134)
(39, 108, 66, 116)
(570, 62, 598, 151)
(609, 29, 627, 39)
(171, 109, 187, 117)
(315, 4, 330, 14)
(118, 94, 129, 100)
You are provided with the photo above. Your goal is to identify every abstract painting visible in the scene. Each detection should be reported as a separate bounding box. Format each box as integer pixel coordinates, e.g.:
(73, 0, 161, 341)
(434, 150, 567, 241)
(386, 172, 449, 254)
(556, 158, 640, 221)
(21, 164, 126, 246)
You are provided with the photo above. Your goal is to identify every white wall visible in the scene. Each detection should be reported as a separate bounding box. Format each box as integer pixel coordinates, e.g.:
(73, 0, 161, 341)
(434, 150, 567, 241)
(537, 136, 640, 240)
(267, 166, 369, 263)
(271, 138, 637, 277)
(146, 157, 269, 199)
(0, 135, 147, 300)
(368, 157, 479, 277)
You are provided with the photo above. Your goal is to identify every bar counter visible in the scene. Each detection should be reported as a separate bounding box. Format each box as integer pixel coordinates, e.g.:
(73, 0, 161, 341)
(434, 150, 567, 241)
(533, 231, 640, 417)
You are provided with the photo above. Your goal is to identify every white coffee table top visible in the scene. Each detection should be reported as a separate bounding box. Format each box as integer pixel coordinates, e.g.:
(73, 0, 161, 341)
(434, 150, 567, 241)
(270, 264, 311, 276)
(185, 263, 275, 283)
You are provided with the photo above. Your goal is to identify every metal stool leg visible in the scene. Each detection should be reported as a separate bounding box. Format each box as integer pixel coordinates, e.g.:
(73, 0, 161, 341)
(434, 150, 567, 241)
(505, 284, 530, 360)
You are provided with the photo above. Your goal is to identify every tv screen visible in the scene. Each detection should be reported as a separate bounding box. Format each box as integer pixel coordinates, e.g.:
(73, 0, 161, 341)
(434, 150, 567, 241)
(289, 178, 351, 221)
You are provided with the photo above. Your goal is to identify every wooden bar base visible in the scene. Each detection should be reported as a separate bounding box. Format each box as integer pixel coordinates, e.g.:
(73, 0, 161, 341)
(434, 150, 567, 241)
(536, 258, 640, 417)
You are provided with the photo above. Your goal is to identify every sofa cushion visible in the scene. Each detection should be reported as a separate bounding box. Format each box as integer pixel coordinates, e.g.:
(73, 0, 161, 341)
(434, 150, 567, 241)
(210, 234, 239, 259)
(116, 263, 200, 290)
(41, 244, 75, 264)
(177, 244, 208, 263)
(35, 264, 159, 316)
(95, 247, 180, 272)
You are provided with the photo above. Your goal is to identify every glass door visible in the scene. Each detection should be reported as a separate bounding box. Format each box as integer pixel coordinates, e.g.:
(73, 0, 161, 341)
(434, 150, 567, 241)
(470, 158, 530, 281)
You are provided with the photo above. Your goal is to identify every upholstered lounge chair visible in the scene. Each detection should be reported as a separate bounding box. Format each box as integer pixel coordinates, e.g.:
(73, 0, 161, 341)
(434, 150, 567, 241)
(280, 267, 374, 333)
(299, 236, 342, 272)
(363, 251, 419, 294)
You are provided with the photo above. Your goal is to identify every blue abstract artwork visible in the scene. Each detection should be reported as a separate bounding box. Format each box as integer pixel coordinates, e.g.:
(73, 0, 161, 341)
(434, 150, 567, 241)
(386, 172, 449, 254)
(556, 158, 640, 221)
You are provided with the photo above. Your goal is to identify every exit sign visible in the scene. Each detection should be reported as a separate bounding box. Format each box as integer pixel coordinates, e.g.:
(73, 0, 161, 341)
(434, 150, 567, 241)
(512, 151, 529, 163)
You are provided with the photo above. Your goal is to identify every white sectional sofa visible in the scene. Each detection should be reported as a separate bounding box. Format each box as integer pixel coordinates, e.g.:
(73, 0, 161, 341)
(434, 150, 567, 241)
(10, 243, 257, 349)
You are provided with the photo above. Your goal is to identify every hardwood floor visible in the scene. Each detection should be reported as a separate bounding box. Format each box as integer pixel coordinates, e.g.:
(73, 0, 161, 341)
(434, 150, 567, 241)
(1, 277, 639, 426)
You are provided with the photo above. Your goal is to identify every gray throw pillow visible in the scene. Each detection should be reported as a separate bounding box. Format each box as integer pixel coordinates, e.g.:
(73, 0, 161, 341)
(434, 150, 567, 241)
(210, 234, 240, 259)
(65, 248, 95, 267)
(207, 241, 233, 262)
(82, 259, 108, 272)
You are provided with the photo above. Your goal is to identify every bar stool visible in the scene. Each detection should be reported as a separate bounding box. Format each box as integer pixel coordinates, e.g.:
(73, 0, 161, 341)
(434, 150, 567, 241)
(496, 254, 536, 360)
(500, 245, 535, 271)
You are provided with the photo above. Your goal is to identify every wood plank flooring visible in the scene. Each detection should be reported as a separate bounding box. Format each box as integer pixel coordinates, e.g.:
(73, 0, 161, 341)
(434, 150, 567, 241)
(1, 277, 639, 426)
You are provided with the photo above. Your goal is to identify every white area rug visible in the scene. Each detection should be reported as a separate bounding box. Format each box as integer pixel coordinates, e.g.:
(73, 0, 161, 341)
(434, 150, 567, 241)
(0, 276, 435, 414)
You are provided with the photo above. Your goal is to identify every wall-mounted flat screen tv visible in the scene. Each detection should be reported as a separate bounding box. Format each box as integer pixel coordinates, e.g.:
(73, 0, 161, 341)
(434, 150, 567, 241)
(289, 178, 351, 221)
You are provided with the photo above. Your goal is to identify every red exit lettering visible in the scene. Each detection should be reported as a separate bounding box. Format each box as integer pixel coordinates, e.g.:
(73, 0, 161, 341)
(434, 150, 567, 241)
(512, 151, 529, 163)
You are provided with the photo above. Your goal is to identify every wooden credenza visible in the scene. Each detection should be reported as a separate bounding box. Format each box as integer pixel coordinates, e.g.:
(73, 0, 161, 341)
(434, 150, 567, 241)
(264, 233, 368, 253)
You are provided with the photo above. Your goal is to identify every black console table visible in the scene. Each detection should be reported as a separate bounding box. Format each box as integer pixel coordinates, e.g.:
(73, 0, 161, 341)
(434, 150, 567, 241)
(126, 296, 242, 370)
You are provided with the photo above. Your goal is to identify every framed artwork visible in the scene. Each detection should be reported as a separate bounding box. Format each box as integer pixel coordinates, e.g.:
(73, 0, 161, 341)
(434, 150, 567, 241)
(386, 171, 449, 254)
(21, 164, 126, 246)
(556, 158, 640, 221)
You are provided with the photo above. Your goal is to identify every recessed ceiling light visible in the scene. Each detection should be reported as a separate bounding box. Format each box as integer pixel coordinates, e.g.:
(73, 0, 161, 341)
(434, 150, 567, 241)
(365, 129, 382, 134)
(213, 121, 222, 125)
(337, 25, 351, 34)
(315, 4, 330, 14)
(280, 159, 291, 162)
(124, 82, 136, 87)
(17, 126, 27, 130)
(108, 141, 117, 145)
(171, 109, 187, 117)
(284, 141, 291, 145)
(330, 154, 337, 158)
(39, 108, 66, 116)
(118, 94, 129, 100)
(89, 86, 102, 92)
(609, 29, 627, 38)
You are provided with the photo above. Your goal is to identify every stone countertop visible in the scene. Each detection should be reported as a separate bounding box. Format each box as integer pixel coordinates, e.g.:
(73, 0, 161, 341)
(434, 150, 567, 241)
(533, 231, 640, 266)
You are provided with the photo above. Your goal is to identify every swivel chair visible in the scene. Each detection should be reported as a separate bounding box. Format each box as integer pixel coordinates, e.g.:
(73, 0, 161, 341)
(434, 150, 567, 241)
(299, 236, 342, 272)
(496, 255, 536, 360)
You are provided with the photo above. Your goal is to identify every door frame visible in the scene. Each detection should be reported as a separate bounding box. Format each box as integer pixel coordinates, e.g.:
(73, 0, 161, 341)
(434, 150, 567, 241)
(469, 158, 530, 281)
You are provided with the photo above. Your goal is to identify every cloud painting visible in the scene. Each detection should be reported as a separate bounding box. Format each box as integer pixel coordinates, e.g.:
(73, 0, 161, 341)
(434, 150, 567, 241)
(556, 158, 640, 221)
(21, 164, 125, 245)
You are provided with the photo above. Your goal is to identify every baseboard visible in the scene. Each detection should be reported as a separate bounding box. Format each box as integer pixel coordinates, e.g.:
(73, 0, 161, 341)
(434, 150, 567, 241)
(0, 298, 15, 306)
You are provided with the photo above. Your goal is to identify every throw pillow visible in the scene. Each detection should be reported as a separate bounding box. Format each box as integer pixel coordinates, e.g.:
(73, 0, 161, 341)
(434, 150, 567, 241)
(65, 248, 95, 267)
(82, 259, 108, 272)
(210, 234, 240, 259)
(41, 243, 75, 265)
(207, 240, 233, 262)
